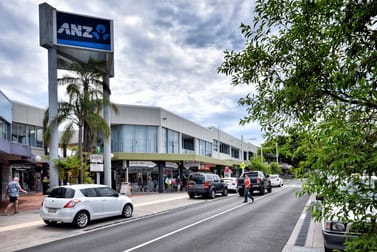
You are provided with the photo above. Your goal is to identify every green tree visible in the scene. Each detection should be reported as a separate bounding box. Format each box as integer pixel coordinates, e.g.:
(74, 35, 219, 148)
(49, 58, 117, 183)
(218, 1, 377, 250)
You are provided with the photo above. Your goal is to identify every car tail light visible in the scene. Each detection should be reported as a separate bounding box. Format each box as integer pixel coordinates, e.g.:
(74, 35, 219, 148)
(204, 181, 209, 188)
(63, 199, 81, 208)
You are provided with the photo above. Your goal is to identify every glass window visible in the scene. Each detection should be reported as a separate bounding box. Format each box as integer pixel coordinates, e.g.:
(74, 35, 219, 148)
(36, 128, 43, 148)
(11, 122, 43, 148)
(163, 128, 179, 154)
(81, 188, 97, 197)
(219, 142, 230, 154)
(0, 118, 10, 140)
(111, 125, 157, 153)
(48, 188, 75, 198)
(206, 142, 212, 157)
(231, 147, 240, 159)
(96, 187, 116, 197)
(213, 139, 218, 152)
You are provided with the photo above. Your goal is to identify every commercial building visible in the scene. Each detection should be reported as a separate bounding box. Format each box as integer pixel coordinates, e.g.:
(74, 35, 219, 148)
(0, 91, 46, 202)
(1, 90, 257, 203)
(110, 104, 257, 193)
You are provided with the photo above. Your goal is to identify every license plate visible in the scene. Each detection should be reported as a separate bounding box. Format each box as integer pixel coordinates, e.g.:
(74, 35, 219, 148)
(48, 208, 57, 213)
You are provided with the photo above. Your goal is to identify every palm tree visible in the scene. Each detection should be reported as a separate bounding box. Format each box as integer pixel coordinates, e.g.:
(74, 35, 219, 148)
(47, 58, 117, 183)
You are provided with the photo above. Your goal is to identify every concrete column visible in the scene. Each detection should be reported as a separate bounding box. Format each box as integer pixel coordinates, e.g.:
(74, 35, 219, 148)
(48, 47, 59, 189)
(158, 161, 164, 193)
(103, 75, 111, 187)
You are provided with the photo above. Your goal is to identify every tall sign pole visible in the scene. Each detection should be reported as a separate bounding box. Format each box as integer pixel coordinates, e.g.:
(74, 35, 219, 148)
(39, 4, 59, 189)
(39, 3, 114, 187)
(103, 75, 111, 187)
(47, 47, 59, 189)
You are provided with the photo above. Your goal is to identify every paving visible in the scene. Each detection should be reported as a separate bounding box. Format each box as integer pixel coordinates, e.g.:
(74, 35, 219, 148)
(0, 191, 324, 252)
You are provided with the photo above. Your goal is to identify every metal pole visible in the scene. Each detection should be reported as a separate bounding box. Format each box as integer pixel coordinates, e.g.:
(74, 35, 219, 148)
(275, 142, 278, 163)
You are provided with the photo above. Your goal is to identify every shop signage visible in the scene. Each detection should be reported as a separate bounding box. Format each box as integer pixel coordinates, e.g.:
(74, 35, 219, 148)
(90, 154, 103, 163)
(90, 163, 104, 172)
(165, 162, 178, 169)
(56, 11, 112, 51)
(129, 161, 156, 168)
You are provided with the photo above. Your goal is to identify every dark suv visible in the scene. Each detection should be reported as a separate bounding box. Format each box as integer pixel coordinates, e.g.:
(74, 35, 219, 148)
(187, 173, 228, 199)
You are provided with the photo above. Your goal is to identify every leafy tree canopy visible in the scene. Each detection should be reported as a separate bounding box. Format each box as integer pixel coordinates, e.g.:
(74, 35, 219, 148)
(218, 1, 377, 250)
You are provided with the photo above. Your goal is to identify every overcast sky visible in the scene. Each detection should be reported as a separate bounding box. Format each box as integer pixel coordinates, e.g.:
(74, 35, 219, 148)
(0, 0, 264, 146)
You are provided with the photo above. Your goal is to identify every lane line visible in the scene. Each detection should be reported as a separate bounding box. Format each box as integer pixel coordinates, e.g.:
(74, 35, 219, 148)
(123, 203, 248, 252)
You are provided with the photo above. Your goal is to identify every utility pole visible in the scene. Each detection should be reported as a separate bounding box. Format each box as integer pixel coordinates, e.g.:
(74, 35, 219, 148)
(275, 142, 279, 163)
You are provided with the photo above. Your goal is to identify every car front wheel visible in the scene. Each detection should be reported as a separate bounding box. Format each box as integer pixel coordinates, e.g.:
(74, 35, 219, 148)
(122, 204, 133, 218)
(260, 186, 265, 195)
(209, 189, 216, 199)
(73, 211, 89, 228)
(238, 190, 243, 197)
(222, 188, 228, 196)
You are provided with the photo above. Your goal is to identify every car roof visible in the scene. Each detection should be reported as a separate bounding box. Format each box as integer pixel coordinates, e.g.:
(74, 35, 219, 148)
(52, 184, 110, 190)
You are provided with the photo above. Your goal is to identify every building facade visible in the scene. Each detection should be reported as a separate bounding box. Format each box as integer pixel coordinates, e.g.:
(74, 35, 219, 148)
(0, 92, 46, 203)
(1, 91, 257, 202)
(109, 104, 257, 193)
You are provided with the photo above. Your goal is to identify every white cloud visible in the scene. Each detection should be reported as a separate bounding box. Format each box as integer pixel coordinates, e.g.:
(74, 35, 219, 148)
(0, 0, 264, 144)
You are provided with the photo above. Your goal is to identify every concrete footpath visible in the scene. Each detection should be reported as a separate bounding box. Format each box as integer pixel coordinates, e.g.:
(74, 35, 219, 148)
(0, 192, 324, 252)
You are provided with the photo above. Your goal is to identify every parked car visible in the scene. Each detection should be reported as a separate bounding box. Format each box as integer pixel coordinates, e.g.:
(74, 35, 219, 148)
(40, 184, 133, 228)
(187, 172, 228, 199)
(320, 176, 377, 251)
(223, 177, 238, 193)
(237, 171, 272, 196)
(269, 174, 284, 187)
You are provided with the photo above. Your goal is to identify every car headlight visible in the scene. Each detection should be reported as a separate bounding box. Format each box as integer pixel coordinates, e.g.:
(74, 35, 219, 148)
(326, 221, 346, 231)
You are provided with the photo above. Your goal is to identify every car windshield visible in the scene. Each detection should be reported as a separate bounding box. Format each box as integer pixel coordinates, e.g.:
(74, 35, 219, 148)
(190, 175, 205, 184)
(48, 187, 75, 198)
(341, 176, 377, 198)
(245, 172, 258, 177)
(270, 175, 278, 179)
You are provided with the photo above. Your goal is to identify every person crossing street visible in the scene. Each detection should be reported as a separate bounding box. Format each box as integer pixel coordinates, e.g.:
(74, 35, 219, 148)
(243, 175, 254, 203)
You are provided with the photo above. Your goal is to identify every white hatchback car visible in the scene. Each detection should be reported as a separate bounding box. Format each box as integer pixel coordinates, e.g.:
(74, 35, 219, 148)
(269, 174, 284, 187)
(40, 184, 133, 228)
(223, 177, 238, 193)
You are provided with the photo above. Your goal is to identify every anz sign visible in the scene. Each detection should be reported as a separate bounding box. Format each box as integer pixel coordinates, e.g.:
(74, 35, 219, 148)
(56, 11, 112, 52)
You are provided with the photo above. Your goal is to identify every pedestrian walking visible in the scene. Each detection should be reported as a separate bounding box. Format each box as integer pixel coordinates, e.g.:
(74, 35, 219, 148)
(243, 175, 254, 203)
(3, 177, 27, 215)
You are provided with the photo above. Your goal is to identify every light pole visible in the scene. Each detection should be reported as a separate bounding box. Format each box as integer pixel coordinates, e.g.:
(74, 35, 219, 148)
(275, 142, 279, 163)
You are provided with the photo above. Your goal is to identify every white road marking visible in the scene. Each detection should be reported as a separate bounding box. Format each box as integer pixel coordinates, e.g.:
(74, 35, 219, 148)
(123, 203, 248, 252)
(0, 220, 44, 232)
(0, 196, 188, 233)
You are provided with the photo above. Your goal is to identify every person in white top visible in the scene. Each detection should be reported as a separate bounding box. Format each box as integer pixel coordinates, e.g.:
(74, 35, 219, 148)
(3, 177, 27, 215)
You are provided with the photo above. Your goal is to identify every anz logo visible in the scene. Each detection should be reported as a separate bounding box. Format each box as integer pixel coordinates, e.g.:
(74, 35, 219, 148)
(57, 23, 110, 41)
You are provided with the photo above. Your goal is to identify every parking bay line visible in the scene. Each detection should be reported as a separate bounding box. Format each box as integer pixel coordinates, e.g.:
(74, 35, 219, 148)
(123, 203, 248, 252)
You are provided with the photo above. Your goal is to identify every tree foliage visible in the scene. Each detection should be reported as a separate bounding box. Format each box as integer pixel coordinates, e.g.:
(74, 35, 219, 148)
(47, 58, 118, 183)
(218, 1, 377, 250)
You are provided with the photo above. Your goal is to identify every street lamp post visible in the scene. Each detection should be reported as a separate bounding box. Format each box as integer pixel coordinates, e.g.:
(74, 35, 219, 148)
(275, 142, 279, 163)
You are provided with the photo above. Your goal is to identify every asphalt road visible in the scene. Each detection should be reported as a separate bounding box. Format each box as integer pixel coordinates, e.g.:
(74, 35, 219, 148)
(19, 181, 308, 252)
